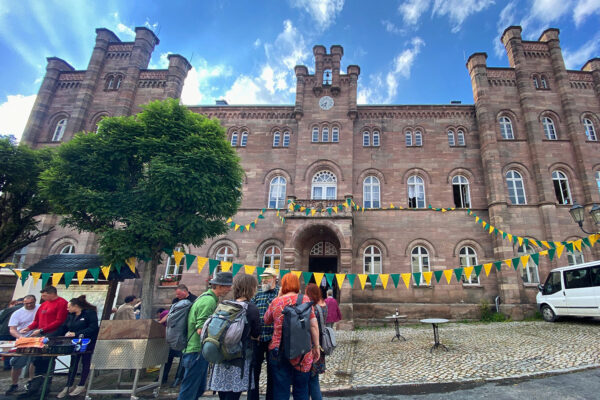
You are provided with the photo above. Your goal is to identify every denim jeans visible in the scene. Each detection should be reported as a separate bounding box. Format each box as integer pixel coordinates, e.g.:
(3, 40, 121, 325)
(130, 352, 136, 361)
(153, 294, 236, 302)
(177, 352, 209, 400)
(269, 349, 310, 400)
(308, 373, 322, 400)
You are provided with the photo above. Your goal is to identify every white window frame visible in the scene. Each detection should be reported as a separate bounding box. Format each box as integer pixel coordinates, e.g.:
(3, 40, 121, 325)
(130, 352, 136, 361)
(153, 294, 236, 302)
(540, 76, 548, 89)
(11, 246, 28, 268)
(262, 245, 281, 268)
(273, 132, 281, 147)
(407, 175, 425, 208)
(240, 132, 248, 147)
(312, 127, 319, 143)
(551, 170, 572, 205)
(543, 117, 557, 140)
(59, 245, 75, 254)
(518, 243, 539, 284)
(115, 76, 122, 89)
(567, 251, 585, 266)
(268, 176, 286, 209)
(363, 131, 370, 147)
(311, 170, 337, 200)
(52, 119, 67, 142)
(332, 127, 339, 143)
(405, 132, 412, 146)
(460, 246, 479, 284)
(322, 127, 329, 142)
(106, 76, 114, 90)
(452, 175, 471, 208)
(164, 246, 184, 279)
(499, 116, 514, 139)
(457, 130, 465, 146)
(363, 245, 382, 274)
(363, 176, 380, 209)
(596, 171, 600, 195)
(230, 132, 238, 146)
(447, 130, 455, 146)
(533, 76, 539, 89)
(584, 118, 597, 141)
(283, 132, 290, 147)
(411, 246, 430, 285)
(415, 131, 423, 146)
(216, 246, 234, 262)
(372, 131, 380, 147)
(506, 170, 527, 205)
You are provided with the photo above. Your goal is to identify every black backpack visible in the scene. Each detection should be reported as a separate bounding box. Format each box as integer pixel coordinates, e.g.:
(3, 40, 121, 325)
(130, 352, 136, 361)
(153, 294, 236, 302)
(280, 294, 314, 363)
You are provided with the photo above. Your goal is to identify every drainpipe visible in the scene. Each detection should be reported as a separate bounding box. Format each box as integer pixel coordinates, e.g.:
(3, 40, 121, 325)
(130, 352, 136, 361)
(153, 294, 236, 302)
(495, 296, 501, 313)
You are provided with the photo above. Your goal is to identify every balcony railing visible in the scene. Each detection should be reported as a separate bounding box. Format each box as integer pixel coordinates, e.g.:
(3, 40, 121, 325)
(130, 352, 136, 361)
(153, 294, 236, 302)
(286, 198, 353, 217)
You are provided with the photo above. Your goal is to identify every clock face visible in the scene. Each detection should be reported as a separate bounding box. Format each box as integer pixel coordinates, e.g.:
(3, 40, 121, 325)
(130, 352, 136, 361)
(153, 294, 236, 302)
(319, 96, 334, 110)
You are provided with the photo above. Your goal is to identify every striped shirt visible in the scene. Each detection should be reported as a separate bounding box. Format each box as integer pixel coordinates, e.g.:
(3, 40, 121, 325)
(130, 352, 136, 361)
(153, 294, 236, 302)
(251, 285, 279, 343)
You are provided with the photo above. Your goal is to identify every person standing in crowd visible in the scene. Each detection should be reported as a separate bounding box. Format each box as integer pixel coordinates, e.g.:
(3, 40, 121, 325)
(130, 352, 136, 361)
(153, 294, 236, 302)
(0, 299, 23, 370)
(249, 267, 279, 400)
(55, 295, 99, 398)
(114, 295, 138, 320)
(18, 286, 68, 398)
(5, 295, 38, 395)
(208, 274, 260, 400)
(305, 284, 327, 400)
(324, 290, 341, 328)
(177, 272, 233, 400)
(264, 273, 320, 400)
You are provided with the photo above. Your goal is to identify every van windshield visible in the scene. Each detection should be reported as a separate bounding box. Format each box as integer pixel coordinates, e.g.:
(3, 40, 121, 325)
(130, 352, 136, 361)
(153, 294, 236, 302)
(542, 271, 561, 295)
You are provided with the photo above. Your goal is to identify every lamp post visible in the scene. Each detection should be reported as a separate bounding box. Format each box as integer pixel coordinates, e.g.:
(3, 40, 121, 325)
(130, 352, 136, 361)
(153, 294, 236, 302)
(569, 201, 600, 234)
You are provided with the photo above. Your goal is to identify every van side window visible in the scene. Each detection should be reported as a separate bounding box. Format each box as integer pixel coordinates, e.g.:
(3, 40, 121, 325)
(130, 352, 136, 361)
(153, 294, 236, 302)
(542, 271, 562, 295)
(564, 268, 591, 289)
(590, 266, 600, 287)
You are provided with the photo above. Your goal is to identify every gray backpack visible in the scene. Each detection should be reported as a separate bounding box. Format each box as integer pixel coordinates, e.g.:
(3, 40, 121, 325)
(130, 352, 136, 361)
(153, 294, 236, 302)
(316, 305, 336, 355)
(165, 299, 192, 351)
(281, 294, 314, 362)
(201, 300, 248, 363)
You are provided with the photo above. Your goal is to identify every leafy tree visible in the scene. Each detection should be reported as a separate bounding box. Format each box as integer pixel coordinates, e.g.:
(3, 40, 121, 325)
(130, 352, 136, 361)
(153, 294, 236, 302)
(40, 99, 243, 318)
(0, 136, 53, 263)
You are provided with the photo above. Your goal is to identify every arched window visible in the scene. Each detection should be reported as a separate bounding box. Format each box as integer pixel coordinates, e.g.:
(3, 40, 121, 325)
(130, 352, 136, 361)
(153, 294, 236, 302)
(540, 75, 548, 89)
(407, 175, 425, 208)
(447, 130, 455, 146)
(460, 246, 479, 284)
(283, 132, 290, 147)
(542, 117, 557, 140)
(11, 246, 27, 268)
(452, 175, 471, 208)
(273, 131, 281, 147)
(164, 246, 184, 279)
(372, 131, 380, 147)
(59, 244, 75, 254)
(312, 127, 319, 142)
(363, 131, 370, 147)
(411, 246, 430, 284)
(322, 127, 329, 142)
(533, 75, 539, 89)
(363, 245, 382, 274)
(567, 250, 584, 266)
(105, 75, 114, 90)
(457, 130, 465, 146)
(311, 171, 337, 200)
(115, 76, 122, 89)
(551, 171, 572, 205)
(310, 241, 338, 256)
(262, 245, 281, 268)
(268, 176, 287, 209)
(499, 116, 514, 139)
(216, 245, 234, 262)
(52, 119, 67, 142)
(323, 69, 332, 85)
(363, 176, 380, 209)
(332, 127, 339, 143)
(405, 131, 412, 146)
(240, 132, 248, 147)
(414, 130, 423, 146)
(584, 118, 597, 141)
(230, 132, 238, 146)
(518, 243, 539, 283)
(506, 170, 526, 205)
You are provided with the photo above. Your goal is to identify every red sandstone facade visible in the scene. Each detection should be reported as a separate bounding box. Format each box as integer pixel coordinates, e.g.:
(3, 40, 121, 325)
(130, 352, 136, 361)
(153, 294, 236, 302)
(18, 26, 600, 325)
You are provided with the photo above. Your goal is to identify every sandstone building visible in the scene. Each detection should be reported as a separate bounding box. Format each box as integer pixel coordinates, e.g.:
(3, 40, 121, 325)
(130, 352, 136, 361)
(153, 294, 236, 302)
(16, 26, 600, 324)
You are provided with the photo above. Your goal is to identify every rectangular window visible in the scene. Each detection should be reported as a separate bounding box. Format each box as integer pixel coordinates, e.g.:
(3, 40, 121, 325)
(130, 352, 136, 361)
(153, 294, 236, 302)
(312, 128, 319, 142)
(405, 132, 412, 146)
(332, 128, 339, 142)
(564, 268, 591, 289)
(363, 132, 370, 146)
(542, 271, 562, 295)
(590, 266, 600, 287)
(312, 186, 322, 199)
(453, 184, 470, 208)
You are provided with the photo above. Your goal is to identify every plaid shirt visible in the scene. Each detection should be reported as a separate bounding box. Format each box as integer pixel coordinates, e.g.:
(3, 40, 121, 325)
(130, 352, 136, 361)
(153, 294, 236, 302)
(251, 285, 279, 343)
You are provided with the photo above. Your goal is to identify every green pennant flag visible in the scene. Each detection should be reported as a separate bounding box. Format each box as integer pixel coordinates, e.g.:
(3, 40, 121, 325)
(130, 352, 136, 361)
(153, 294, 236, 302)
(549, 241, 556, 249)
(524, 238, 530, 247)
(258, 214, 265, 219)
(114, 262, 122, 273)
(433, 270, 443, 283)
(582, 237, 591, 248)
(390, 274, 400, 288)
(239, 226, 245, 232)
(338, 205, 343, 211)
(565, 242, 574, 253)
(346, 198, 352, 206)
(230, 221, 236, 227)
(327, 208, 332, 215)
(20, 270, 30, 285)
(535, 240, 544, 248)
(256, 267, 266, 282)
(89, 268, 100, 283)
(302, 272, 313, 285)
(325, 273, 335, 287)
(453, 268, 463, 281)
(185, 254, 196, 270)
(531, 253, 539, 265)
(511, 257, 520, 270)
(232, 264, 243, 276)
(548, 248, 556, 261)
(513, 236, 519, 244)
(305, 208, 311, 216)
(346, 274, 356, 288)
(280, 269, 290, 279)
(368, 274, 378, 289)
(502, 231, 507, 239)
(294, 204, 301, 211)
(261, 208, 266, 213)
(493, 229, 498, 236)
(494, 261, 502, 271)
(473, 265, 483, 277)
(412, 272, 421, 286)
(163, 248, 173, 256)
(41, 273, 51, 288)
(63, 271, 75, 289)
(250, 222, 256, 229)
(208, 259, 220, 275)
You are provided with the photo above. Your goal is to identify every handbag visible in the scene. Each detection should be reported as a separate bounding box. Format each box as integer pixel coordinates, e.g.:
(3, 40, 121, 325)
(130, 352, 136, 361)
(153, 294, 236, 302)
(316, 305, 336, 356)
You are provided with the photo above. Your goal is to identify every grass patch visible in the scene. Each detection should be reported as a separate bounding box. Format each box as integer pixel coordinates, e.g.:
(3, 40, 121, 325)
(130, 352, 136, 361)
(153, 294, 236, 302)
(479, 299, 511, 322)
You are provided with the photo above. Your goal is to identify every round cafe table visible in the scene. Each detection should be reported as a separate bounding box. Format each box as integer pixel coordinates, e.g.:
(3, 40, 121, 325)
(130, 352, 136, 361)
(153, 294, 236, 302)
(385, 314, 407, 341)
(420, 318, 449, 353)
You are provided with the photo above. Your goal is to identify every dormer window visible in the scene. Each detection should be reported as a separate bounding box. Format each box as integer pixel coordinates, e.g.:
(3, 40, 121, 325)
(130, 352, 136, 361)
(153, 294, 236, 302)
(323, 69, 332, 85)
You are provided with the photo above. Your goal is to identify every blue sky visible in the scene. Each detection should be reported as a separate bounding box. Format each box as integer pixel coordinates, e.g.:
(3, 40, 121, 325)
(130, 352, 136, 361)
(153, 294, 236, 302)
(1, 0, 599, 141)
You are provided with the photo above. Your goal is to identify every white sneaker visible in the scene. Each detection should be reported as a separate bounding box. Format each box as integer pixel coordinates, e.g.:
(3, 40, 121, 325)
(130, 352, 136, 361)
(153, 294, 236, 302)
(56, 387, 69, 399)
(68, 385, 86, 397)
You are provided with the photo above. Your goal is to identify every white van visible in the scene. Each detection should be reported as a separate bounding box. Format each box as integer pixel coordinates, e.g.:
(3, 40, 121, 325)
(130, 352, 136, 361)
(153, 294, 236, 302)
(536, 260, 600, 322)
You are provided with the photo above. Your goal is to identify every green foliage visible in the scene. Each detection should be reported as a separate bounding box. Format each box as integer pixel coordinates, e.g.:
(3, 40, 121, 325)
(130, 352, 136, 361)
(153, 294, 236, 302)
(479, 299, 510, 322)
(0, 136, 54, 262)
(523, 311, 543, 321)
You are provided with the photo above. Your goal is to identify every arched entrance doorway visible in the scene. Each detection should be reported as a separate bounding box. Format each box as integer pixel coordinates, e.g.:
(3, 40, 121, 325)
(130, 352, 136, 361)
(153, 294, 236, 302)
(309, 241, 338, 299)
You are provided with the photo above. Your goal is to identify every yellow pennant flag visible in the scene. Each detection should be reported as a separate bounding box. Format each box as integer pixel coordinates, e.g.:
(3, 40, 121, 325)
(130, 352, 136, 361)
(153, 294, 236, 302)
(539, 250, 548, 256)
(475, 216, 480, 223)
(197, 257, 208, 273)
(464, 266, 474, 280)
(125, 257, 137, 273)
(380, 274, 390, 289)
(101, 265, 111, 280)
(335, 273, 346, 288)
(517, 236, 523, 246)
(498, 230, 504, 236)
(423, 271, 433, 286)
(276, 211, 280, 217)
(401, 273, 412, 289)
(541, 241, 551, 249)
(234, 224, 240, 231)
(245, 224, 250, 231)
(504, 259, 513, 269)
(173, 251, 184, 266)
(300, 207, 306, 212)
(556, 245, 564, 259)
(507, 234, 513, 243)
(254, 219, 258, 224)
(311, 209, 317, 216)
(443, 269, 453, 284)
(52, 273, 64, 287)
(520, 255, 530, 269)
(244, 265, 256, 275)
(357, 274, 368, 290)
(291, 271, 302, 279)
(332, 207, 338, 214)
(483, 263, 492, 277)
(489, 226, 494, 234)
(482, 221, 487, 229)
(31, 272, 41, 285)
(226, 217, 232, 224)
(390, 203, 395, 209)
(77, 269, 87, 285)
(574, 240, 582, 252)
(553, 241, 562, 249)
(13, 270, 22, 279)
(590, 234, 598, 247)
(314, 272, 325, 286)
(441, 208, 447, 212)
(221, 262, 232, 272)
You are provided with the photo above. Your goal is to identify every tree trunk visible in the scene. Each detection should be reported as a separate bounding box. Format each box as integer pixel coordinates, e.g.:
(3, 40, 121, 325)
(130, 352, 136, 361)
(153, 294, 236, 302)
(140, 255, 159, 320)
(101, 280, 119, 320)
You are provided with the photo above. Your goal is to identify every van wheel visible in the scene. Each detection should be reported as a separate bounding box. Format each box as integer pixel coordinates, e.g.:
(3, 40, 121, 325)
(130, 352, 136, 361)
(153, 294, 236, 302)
(541, 305, 556, 322)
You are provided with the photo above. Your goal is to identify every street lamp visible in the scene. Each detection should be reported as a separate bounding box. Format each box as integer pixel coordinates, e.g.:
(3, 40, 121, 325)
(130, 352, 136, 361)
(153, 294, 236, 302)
(569, 201, 600, 234)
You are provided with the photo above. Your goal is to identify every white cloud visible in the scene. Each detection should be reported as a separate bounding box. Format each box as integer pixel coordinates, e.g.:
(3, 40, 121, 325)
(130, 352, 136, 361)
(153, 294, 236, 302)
(563, 32, 600, 69)
(290, 0, 344, 30)
(399, 0, 430, 25)
(254, 38, 262, 48)
(181, 58, 233, 105)
(494, 1, 518, 56)
(431, 0, 495, 33)
(144, 19, 158, 31)
(0, 94, 37, 142)
(116, 23, 136, 39)
(573, 0, 600, 26)
(382, 20, 405, 35)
